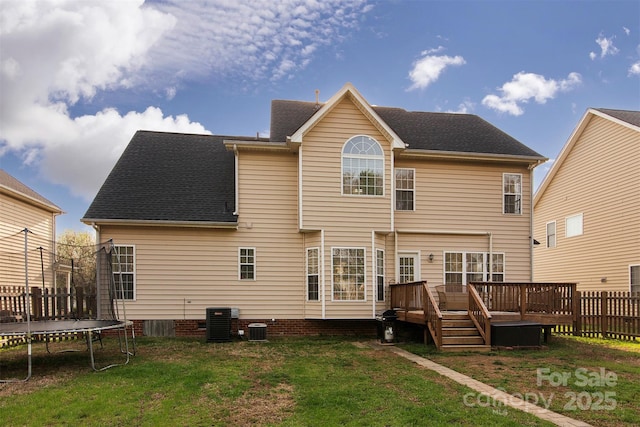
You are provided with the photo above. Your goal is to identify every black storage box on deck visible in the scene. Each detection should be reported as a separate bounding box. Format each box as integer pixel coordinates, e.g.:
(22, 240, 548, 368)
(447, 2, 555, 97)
(491, 321, 542, 347)
(206, 307, 231, 342)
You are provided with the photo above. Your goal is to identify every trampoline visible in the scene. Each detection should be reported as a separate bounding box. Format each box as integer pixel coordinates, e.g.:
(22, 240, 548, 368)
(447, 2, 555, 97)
(0, 232, 136, 382)
(0, 319, 134, 382)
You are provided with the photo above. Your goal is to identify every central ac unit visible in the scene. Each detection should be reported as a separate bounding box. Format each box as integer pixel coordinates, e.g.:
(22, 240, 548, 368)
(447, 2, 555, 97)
(206, 307, 231, 342)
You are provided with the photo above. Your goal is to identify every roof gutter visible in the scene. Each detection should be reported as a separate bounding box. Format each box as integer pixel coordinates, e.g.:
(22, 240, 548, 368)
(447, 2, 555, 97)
(80, 218, 239, 229)
(398, 149, 547, 164)
(0, 186, 63, 214)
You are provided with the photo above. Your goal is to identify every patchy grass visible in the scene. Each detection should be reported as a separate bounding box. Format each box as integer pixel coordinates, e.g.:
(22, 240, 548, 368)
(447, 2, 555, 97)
(401, 335, 640, 427)
(0, 336, 554, 426)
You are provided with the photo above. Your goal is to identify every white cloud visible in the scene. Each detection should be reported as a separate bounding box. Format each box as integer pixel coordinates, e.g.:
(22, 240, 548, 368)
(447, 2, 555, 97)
(591, 33, 619, 60)
(482, 72, 582, 116)
(623, 26, 630, 36)
(146, 0, 371, 83)
(0, 0, 370, 200)
(630, 61, 640, 76)
(407, 51, 466, 90)
(446, 100, 475, 114)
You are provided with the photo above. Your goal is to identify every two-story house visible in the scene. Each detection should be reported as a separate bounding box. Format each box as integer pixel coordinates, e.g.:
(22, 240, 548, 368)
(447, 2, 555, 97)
(0, 170, 62, 293)
(82, 83, 546, 337)
(534, 108, 640, 292)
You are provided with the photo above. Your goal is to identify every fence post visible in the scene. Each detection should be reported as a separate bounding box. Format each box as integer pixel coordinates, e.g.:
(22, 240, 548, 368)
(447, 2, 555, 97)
(574, 290, 581, 336)
(31, 287, 43, 320)
(600, 291, 608, 338)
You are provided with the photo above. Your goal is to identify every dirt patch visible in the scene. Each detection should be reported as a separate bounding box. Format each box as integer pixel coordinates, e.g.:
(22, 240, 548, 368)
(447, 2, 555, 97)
(224, 382, 296, 427)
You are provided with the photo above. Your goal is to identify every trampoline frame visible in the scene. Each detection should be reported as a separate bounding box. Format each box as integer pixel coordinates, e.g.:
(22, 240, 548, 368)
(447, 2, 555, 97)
(0, 319, 135, 382)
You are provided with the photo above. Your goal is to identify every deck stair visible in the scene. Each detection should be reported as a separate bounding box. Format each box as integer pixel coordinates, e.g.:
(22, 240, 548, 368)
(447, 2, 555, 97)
(440, 312, 491, 352)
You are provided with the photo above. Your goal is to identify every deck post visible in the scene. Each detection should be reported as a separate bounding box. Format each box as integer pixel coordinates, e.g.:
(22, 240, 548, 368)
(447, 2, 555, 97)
(519, 283, 527, 318)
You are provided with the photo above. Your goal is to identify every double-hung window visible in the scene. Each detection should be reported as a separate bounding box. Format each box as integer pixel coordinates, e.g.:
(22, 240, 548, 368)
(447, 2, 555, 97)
(631, 265, 639, 293)
(332, 248, 365, 301)
(239, 248, 255, 280)
(395, 168, 415, 210)
(112, 245, 135, 300)
(503, 173, 522, 214)
(342, 136, 384, 196)
(546, 221, 556, 248)
(307, 248, 319, 301)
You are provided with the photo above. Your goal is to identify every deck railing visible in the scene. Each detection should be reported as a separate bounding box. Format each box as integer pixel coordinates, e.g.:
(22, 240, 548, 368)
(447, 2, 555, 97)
(423, 283, 442, 348)
(468, 285, 491, 344)
(390, 281, 425, 312)
(469, 282, 577, 326)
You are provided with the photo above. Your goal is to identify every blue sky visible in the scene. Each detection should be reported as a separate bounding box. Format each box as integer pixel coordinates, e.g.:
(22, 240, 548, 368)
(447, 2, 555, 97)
(1, 0, 639, 235)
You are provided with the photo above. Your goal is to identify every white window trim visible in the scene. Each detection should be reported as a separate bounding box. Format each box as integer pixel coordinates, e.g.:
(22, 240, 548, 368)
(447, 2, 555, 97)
(331, 247, 367, 302)
(112, 244, 136, 301)
(546, 221, 557, 248)
(341, 135, 385, 197)
(565, 213, 584, 238)
(630, 265, 640, 293)
(394, 167, 416, 211)
(443, 251, 506, 286)
(397, 251, 421, 283)
(307, 247, 320, 301)
(238, 247, 256, 281)
(502, 173, 523, 215)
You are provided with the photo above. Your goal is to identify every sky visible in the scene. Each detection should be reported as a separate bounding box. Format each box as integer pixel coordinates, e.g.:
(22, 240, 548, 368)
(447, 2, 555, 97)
(1, 0, 639, 235)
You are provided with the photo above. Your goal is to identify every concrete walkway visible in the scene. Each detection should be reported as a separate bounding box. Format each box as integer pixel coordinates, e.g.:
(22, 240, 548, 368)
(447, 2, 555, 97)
(367, 343, 593, 427)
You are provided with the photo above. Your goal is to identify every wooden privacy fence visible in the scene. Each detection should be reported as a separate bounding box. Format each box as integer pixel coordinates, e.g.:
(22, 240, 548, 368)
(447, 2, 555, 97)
(554, 291, 640, 340)
(0, 285, 97, 322)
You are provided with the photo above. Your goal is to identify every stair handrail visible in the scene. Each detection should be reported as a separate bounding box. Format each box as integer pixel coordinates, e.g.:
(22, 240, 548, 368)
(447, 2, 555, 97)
(468, 285, 492, 345)
(423, 282, 443, 348)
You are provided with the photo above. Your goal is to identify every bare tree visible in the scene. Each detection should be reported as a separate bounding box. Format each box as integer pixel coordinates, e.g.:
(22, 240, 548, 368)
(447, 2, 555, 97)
(55, 230, 96, 291)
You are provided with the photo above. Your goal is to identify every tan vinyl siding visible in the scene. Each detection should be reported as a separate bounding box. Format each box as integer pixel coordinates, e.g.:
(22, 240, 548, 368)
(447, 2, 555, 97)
(534, 115, 640, 291)
(395, 159, 534, 283)
(0, 193, 56, 290)
(101, 150, 305, 320)
(300, 98, 392, 232)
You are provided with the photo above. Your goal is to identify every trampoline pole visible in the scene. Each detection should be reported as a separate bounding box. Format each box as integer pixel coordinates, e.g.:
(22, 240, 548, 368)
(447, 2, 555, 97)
(24, 228, 32, 382)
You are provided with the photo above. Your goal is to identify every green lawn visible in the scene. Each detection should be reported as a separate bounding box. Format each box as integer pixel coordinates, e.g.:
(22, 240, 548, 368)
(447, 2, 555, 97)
(1, 336, 553, 426)
(402, 335, 640, 427)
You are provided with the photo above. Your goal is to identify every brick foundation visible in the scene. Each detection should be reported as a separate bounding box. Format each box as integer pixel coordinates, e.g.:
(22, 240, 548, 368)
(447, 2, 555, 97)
(131, 318, 377, 339)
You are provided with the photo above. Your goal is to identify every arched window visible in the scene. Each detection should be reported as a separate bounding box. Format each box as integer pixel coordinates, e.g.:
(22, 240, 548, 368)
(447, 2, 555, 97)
(342, 135, 384, 196)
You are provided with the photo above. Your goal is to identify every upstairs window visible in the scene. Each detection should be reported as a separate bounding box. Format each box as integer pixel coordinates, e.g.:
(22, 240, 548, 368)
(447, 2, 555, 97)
(546, 221, 556, 248)
(503, 173, 522, 214)
(566, 214, 583, 238)
(342, 136, 384, 196)
(395, 168, 415, 210)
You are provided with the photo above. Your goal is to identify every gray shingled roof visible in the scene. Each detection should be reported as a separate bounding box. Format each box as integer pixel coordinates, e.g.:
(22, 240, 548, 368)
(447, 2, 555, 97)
(0, 169, 61, 212)
(270, 100, 544, 158)
(82, 131, 239, 224)
(595, 108, 640, 128)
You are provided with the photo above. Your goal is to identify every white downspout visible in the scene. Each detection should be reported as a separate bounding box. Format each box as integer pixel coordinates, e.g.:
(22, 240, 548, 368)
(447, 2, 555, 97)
(321, 229, 325, 319)
(371, 230, 376, 318)
(233, 144, 239, 216)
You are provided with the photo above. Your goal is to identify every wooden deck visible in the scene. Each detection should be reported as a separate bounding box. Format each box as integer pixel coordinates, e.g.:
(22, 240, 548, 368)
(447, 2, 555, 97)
(390, 281, 578, 351)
